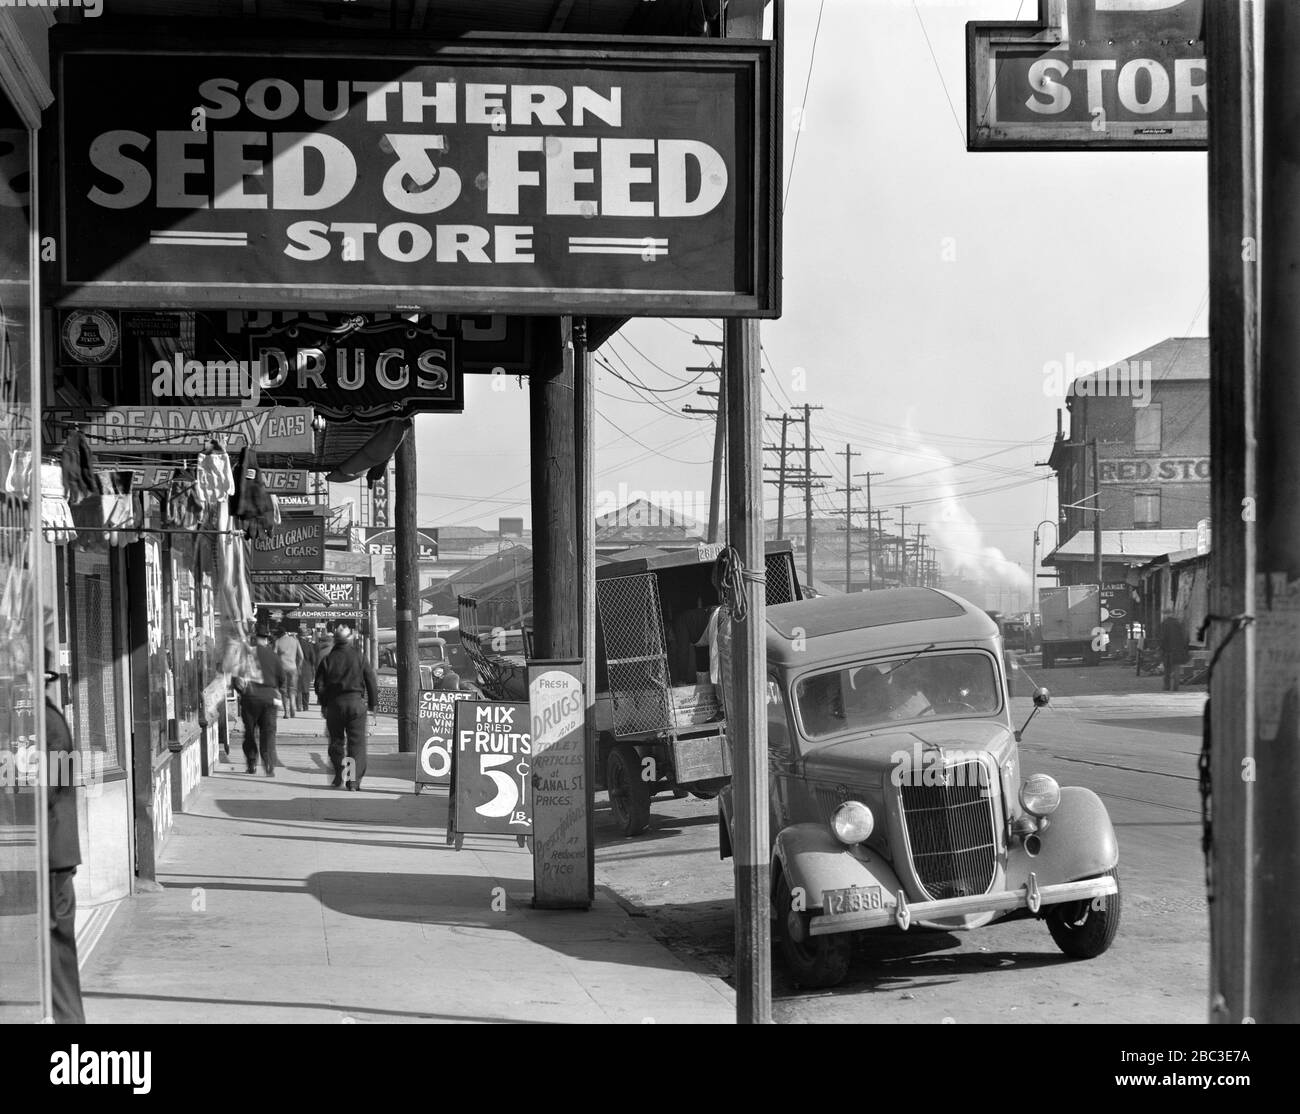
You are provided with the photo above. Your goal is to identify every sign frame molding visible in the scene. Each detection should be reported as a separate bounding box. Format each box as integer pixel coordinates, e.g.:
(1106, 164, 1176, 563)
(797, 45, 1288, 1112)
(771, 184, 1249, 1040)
(46, 27, 781, 318)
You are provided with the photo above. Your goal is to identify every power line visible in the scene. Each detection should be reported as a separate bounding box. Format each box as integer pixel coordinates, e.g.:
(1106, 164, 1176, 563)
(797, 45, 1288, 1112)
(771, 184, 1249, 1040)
(784, 0, 827, 214)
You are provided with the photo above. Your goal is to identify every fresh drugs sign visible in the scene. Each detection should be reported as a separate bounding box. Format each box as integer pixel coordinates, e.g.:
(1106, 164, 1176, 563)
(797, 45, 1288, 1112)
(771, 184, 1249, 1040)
(51, 34, 778, 316)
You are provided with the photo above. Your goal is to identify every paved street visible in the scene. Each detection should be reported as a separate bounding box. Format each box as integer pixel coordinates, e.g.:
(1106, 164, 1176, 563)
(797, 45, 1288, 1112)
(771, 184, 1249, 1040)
(592, 661, 1209, 1023)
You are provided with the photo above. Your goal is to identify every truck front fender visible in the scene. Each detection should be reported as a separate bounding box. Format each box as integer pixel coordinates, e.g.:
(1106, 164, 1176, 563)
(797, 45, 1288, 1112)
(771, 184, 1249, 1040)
(772, 824, 904, 913)
(1006, 785, 1118, 888)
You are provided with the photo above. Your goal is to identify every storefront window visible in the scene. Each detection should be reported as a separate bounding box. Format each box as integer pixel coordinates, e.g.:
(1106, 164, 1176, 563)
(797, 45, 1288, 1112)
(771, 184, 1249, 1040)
(0, 91, 46, 1023)
(66, 546, 126, 773)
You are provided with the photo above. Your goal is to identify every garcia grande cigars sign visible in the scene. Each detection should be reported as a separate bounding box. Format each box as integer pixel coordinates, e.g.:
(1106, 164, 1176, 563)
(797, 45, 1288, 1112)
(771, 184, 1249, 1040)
(52, 35, 778, 316)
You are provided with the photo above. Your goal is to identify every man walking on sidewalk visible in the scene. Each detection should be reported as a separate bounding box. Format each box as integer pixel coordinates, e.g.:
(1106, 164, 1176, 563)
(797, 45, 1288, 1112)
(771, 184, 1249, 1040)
(315, 621, 378, 790)
(1160, 612, 1190, 692)
(234, 625, 285, 775)
(274, 626, 304, 717)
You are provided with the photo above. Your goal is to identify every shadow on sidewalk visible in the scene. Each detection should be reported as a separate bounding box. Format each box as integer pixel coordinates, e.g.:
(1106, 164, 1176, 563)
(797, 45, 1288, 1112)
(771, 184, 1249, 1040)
(154, 869, 695, 975)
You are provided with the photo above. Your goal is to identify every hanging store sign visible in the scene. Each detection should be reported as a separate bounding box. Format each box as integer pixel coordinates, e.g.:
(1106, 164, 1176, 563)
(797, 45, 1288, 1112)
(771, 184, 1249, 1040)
(967, 1, 1206, 150)
(260, 468, 309, 494)
(249, 512, 327, 572)
(50, 34, 779, 317)
(44, 405, 315, 454)
(292, 607, 366, 622)
(220, 311, 530, 373)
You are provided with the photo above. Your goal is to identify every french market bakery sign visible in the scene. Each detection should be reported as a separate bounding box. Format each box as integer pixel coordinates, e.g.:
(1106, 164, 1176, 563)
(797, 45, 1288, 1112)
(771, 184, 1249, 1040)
(50, 34, 778, 316)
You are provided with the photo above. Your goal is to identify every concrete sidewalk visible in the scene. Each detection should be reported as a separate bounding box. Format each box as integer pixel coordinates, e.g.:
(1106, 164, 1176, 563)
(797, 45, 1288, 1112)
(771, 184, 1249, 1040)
(81, 713, 734, 1024)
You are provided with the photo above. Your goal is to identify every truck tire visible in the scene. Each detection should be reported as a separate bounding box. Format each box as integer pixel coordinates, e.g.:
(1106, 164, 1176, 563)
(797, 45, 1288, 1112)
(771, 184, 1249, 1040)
(1047, 868, 1121, 959)
(1084, 646, 1101, 667)
(774, 870, 852, 989)
(1042, 647, 1055, 669)
(606, 744, 651, 838)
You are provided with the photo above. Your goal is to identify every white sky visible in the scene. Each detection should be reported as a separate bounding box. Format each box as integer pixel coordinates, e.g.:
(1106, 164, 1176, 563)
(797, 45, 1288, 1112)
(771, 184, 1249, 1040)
(406, 0, 1209, 588)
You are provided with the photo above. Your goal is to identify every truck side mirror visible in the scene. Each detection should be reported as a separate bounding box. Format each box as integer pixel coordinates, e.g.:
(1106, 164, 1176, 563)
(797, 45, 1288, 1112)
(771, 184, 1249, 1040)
(1016, 687, 1051, 741)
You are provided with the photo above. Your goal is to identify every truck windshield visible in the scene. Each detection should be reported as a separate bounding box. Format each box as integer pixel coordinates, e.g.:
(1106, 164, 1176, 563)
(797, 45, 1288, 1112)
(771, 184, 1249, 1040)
(794, 651, 1000, 740)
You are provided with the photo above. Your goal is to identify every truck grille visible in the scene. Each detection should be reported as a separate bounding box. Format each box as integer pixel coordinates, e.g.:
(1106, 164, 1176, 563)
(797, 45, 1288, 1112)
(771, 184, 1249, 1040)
(898, 761, 997, 900)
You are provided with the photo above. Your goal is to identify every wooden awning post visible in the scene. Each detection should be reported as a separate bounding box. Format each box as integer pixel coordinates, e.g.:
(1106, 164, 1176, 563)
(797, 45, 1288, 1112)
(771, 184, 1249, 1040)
(395, 428, 419, 753)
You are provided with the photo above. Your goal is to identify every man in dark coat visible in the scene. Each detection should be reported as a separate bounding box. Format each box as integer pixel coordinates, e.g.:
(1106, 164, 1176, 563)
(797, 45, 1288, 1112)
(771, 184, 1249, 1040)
(233, 625, 285, 775)
(1160, 613, 1190, 691)
(45, 661, 84, 1024)
(315, 621, 378, 790)
(298, 635, 318, 712)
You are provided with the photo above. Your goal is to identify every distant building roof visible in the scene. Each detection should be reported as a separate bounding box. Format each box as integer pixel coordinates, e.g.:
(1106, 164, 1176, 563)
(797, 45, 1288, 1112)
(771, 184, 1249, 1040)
(1045, 529, 1198, 566)
(595, 498, 705, 547)
(1069, 336, 1208, 396)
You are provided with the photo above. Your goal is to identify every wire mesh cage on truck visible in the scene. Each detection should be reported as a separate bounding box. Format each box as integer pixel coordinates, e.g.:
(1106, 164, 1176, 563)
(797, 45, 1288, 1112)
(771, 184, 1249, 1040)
(593, 541, 801, 836)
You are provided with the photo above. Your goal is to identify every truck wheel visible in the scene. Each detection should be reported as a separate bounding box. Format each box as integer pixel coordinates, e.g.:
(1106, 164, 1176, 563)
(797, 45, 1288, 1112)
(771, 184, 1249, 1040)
(606, 744, 651, 837)
(774, 871, 852, 989)
(1047, 868, 1121, 959)
(1042, 648, 1055, 668)
(688, 777, 728, 801)
(1083, 647, 1101, 667)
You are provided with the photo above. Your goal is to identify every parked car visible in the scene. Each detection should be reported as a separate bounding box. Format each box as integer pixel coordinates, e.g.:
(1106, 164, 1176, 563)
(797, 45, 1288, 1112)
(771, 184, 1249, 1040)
(719, 587, 1120, 988)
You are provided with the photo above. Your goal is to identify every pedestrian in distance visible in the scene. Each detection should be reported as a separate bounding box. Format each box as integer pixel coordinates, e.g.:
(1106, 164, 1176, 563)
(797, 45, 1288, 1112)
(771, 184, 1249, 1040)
(274, 625, 304, 717)
(233, 624, 285, 775)
(42, 623, 84, 1024)
(1160, 612, 1190, 692)
(315, 620, 378, 791)
(299, 634, 318, 711)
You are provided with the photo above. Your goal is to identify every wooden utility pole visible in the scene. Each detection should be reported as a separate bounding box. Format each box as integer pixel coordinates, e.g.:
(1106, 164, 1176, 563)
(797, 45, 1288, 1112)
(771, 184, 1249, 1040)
(776, 413, 790, 540)
(859, 470, 882, 590)
(394, 422, 418, 754)
(914, 525, 924, 588)
(1254, 0, 1300, 1023)
(1205, 0, 1261, 1025)
(875, 509, 893, 582)
(683, 367, 726, 543)
(726, 320, 769, 1024)
(1090, 437, 1104, 590)
(529, 316, 579, 665)
(800, 403, 823, 586)
(723, 0, 771, 1026)
(835, 444, 860, 593)
(709, 368, 726, 543)
(895, 505, 910, 586)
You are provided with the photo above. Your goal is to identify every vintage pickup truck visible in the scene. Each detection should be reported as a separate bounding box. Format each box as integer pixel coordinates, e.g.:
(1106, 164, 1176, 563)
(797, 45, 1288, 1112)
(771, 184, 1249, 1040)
(720, 587, 1120, 988)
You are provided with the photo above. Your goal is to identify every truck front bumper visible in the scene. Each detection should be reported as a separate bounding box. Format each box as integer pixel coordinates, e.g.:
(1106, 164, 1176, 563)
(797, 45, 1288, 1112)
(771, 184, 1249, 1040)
(808, 873, 1117, 937)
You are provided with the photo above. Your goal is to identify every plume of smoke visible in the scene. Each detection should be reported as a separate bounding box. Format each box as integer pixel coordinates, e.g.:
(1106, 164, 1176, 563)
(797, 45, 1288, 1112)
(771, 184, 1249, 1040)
(891, 426, 1031, 595)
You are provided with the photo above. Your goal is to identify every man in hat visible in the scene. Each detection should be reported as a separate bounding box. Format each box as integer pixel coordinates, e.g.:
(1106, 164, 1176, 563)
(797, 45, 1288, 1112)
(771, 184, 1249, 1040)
(233, 625, 285, 775)
(43, 613, 84, 1023)
(314, 620, 378, 790)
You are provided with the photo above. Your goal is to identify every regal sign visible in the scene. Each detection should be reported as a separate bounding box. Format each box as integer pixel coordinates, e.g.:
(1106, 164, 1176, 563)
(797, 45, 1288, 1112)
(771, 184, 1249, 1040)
(50, 34, 778, 316)
(968, 1, 1206, 150)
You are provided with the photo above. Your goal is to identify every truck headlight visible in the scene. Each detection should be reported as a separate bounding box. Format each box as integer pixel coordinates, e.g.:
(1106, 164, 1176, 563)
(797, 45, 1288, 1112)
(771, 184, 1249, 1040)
(1019, 774, 1061, 817)
(831, 800, 874, 844)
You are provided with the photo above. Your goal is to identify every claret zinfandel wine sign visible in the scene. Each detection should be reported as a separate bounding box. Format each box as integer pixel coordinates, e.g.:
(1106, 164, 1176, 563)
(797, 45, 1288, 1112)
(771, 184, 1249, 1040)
(49, 32, 779, 317)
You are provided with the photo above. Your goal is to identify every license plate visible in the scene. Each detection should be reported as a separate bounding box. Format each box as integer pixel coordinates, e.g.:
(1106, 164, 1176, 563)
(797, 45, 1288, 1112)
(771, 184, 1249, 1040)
(822, 885, 885, 916)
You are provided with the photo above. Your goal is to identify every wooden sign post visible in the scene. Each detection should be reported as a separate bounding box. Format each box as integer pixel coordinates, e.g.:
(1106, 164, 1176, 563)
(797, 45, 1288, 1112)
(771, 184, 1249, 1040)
(528, 661, 590, 909)
(446, 701, 532, 851)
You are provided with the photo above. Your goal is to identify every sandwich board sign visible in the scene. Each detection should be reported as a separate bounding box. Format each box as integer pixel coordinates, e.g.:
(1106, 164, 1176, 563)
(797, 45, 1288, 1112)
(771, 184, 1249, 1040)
(414, 688, 473, 791)
(968, 0, 1206, 150)
(446, 701, 532, 849)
